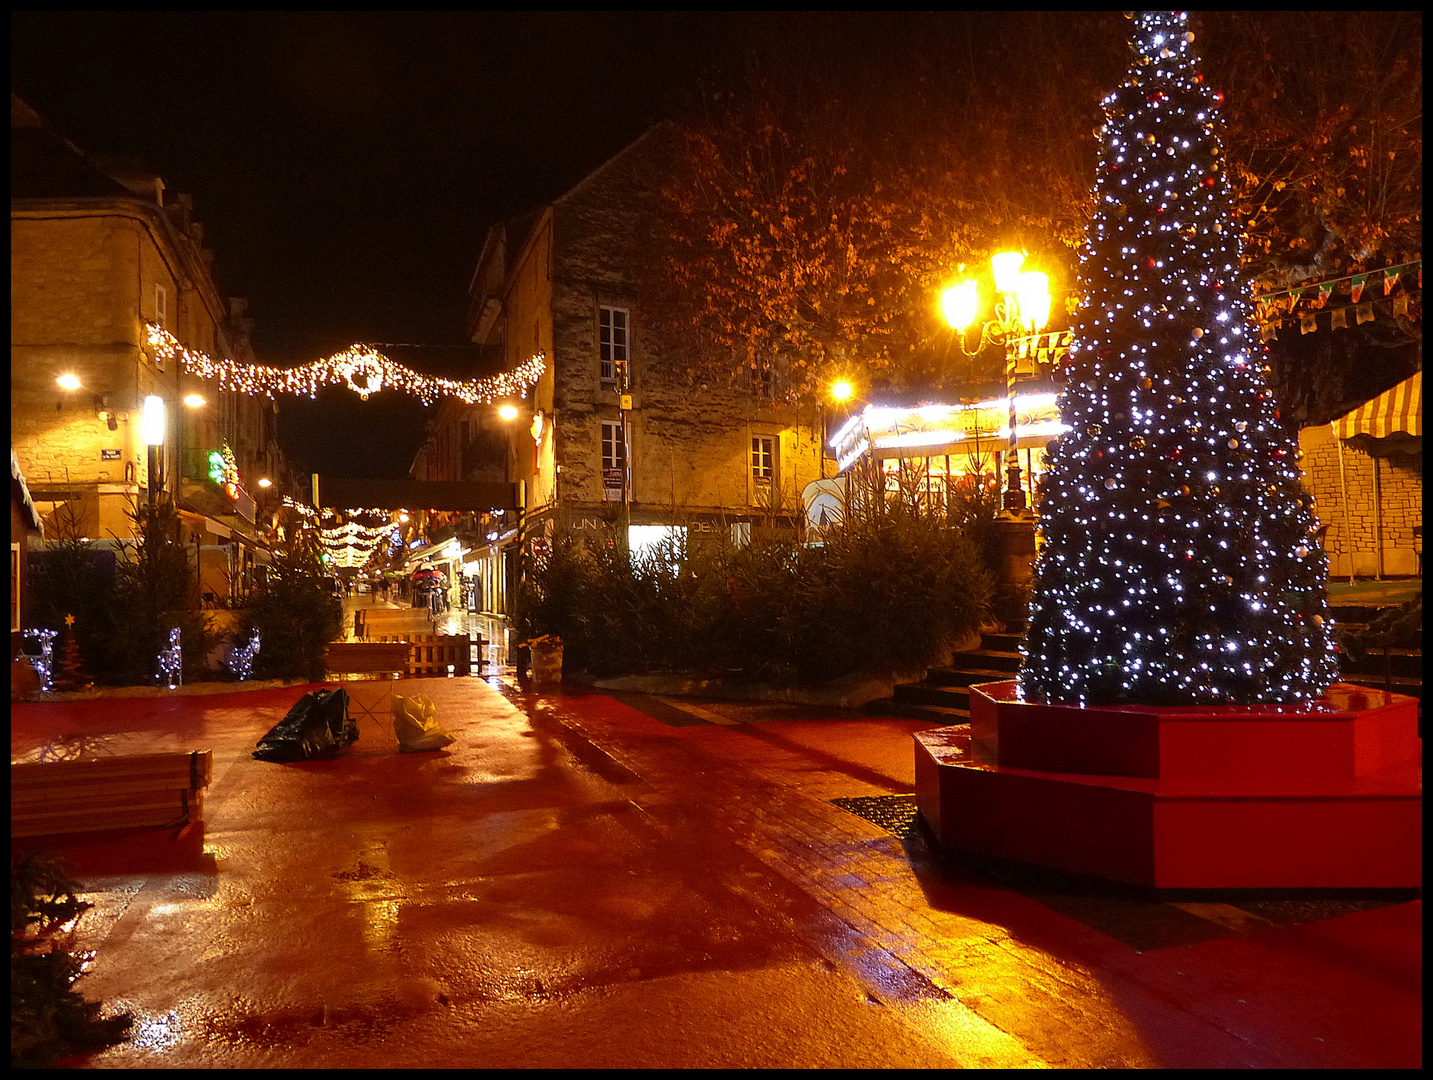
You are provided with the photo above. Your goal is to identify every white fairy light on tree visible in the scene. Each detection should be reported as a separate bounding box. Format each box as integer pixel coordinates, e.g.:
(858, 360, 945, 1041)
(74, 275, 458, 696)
(1020, 10, 1339, 707)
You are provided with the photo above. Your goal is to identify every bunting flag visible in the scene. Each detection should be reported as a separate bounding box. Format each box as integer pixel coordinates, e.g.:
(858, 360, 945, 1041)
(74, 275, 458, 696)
(1253, 259, 1420, 309)
(1012, 330, 1074, 366)
(1253, 259, 1421, 340)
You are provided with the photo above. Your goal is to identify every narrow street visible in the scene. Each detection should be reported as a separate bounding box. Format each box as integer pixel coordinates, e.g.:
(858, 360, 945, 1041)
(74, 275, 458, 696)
(11, 676, 1421, 1069)
(341, 592, 512, 676)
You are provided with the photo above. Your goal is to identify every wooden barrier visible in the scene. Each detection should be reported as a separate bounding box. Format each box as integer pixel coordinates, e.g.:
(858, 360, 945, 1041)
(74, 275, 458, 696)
(354, 608, 436, 639)
(325, 640, 412, 677)
(356, 634, 476, 677)
(328, 635, 480, 679)
(11, 750, 213, 838)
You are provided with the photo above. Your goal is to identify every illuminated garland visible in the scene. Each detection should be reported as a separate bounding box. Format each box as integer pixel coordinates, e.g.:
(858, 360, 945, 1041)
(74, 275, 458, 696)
(317, 519, 400, 569)
(146, 324, 546, 405)
(318, 521, 398, 547)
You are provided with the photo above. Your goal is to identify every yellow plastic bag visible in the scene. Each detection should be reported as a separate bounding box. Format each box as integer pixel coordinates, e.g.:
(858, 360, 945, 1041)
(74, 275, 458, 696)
(392, 693, 455, 753)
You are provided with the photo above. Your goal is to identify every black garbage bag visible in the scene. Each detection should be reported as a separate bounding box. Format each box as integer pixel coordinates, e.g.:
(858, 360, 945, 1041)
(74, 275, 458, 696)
(253, 688, 359, 762)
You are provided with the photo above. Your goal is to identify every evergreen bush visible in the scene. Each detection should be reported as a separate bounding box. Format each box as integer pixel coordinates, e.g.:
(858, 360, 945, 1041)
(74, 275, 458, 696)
(11, 854, 131, 1067)
(518, 486, 992, 684)
(109, 496, 217, 685)
(243, 536, 344, 683)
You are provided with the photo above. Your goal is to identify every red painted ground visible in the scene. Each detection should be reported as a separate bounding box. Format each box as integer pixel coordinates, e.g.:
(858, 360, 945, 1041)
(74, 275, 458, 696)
(10, 677, 1422, 1068)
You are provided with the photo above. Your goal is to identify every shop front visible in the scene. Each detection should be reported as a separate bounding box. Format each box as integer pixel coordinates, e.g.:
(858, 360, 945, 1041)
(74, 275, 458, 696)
(826, 391, 1069, 511)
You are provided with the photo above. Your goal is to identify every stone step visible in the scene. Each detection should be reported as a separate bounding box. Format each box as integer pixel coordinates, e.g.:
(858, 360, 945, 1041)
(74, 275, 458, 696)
(979, 632, 1027, 653)
(1328, 603, 1406, 626)
(1340, 674, 1423, 699)
(927, 667, 1021, 689)
(1338, 648, 1423, 680)
(955, 648, 1023, 673)
(870, 699, 971, 724)
(894, 681, 970, 709)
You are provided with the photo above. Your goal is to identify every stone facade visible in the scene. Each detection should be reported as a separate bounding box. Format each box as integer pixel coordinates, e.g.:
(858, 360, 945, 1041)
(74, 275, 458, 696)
(1298, 423, 1421, 578)
(416, 127, 823, 613)
(11, 96, 286, 601)
(477, 128, 818, 532)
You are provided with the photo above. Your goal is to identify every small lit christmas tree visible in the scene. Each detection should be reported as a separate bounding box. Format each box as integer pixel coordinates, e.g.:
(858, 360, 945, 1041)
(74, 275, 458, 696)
(54, 613, 91, 692)
(1021, 11, 1340, 706)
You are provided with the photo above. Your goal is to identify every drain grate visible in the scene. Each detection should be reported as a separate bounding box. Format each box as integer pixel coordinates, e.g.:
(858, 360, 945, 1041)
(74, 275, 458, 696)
(830, 794, 921, 839)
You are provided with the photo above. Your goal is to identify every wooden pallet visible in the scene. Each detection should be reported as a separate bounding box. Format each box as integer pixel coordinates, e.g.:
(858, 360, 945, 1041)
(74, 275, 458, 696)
(11, 750, 213, 838)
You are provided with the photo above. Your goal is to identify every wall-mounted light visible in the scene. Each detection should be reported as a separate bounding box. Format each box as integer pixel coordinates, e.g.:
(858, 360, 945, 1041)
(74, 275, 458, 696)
(183, 393, 207, 409)
(497, 403, 520, 421)
(57, 373, 83, 391)
(257, 477, 273, 488)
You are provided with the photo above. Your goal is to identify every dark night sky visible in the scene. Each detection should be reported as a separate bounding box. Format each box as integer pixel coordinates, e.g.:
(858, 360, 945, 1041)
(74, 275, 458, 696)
(11, 11, 743, 477)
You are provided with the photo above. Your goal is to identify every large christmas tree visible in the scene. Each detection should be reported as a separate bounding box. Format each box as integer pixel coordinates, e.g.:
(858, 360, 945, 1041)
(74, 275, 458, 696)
(1020, 11, 1340, 707)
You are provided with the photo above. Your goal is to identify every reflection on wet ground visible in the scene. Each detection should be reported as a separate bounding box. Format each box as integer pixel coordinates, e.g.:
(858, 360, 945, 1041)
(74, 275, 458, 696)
(10, 676, 1423, 1069)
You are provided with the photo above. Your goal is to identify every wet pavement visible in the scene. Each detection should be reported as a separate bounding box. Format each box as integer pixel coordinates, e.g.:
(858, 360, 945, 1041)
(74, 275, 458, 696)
(10, 675, 1422, 1068)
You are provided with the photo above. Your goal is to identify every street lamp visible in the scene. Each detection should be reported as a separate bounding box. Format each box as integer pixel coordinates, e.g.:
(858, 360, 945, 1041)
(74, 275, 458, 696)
(941, 251, 1052, 518)
(822, 380, 855, 479)
(141, 395, 167, 511)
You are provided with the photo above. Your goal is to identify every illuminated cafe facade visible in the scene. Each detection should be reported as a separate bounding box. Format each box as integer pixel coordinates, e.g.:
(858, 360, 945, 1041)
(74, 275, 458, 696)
(826, 388, 1070, 510)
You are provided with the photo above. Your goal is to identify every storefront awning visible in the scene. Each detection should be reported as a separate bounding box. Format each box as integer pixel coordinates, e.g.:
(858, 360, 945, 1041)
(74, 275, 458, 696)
(1334, 371, 1421, 441)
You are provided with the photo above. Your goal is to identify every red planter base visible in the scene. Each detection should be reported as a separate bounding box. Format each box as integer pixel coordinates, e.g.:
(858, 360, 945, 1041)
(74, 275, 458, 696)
(915, 682, 1422, 889)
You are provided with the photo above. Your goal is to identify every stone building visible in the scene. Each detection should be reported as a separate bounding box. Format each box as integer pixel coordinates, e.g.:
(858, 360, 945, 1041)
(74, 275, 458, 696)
(411, 126, 823, 616)
(10, 94, 286, 601)
(1299, 371, 1421, 579)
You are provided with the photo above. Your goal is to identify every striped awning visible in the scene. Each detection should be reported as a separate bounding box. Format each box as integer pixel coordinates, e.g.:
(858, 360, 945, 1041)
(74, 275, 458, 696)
(1333, 371, 1421, 441)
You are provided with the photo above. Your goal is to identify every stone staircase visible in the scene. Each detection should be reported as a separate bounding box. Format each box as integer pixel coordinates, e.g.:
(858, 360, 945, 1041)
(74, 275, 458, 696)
(877, 600, 1422, 726)
(877, 627, 1026, 725)
(1330, 602, 1423, 703)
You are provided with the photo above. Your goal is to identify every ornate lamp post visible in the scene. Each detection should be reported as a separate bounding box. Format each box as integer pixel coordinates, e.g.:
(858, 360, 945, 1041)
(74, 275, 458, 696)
(823, 379, 854, 479)
(940, 251, 1052, 520)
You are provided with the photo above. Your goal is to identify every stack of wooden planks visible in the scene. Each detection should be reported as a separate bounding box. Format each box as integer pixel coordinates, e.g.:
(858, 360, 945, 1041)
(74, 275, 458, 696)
(11, 750, 213, 838)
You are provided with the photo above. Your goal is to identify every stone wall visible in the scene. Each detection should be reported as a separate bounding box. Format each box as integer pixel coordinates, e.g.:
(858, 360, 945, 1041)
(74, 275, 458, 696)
(11, 200, 275, 545)
(1299, 423, 1421, 577)
(544, 127, 820, 528)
